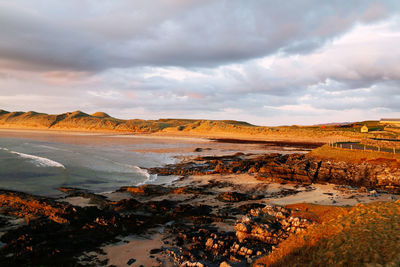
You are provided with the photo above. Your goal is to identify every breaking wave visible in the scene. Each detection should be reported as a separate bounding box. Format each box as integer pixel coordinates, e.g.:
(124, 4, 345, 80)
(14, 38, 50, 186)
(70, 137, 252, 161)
(0, 148, 65, 168)
(92, 154, 158, 185)
(136, 166, 158, 186)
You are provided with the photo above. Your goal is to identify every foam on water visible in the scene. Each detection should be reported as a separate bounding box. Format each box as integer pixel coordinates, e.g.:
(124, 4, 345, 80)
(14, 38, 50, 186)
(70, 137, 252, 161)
(136, 166, 158, 186)
(0, 147, 65, 168)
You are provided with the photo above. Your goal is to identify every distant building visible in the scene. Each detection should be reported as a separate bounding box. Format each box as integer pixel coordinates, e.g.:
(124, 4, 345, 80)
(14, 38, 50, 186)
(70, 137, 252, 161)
(380, 118, 400, 126)
(361, 125, 369, 133)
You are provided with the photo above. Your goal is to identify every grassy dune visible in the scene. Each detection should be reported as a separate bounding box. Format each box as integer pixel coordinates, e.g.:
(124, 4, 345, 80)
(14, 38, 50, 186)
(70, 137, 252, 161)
(0, 110, 195, 133)
(254, 201, 400, 267)
(0, 109, 380, 142)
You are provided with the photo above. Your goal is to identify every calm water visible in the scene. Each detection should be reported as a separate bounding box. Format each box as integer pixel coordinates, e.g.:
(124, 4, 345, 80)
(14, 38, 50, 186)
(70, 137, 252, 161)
(0, 136, 177, 196)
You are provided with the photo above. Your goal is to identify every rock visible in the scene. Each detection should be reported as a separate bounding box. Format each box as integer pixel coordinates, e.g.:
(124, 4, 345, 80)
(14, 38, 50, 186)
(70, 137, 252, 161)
(181, 261, 205, 267)
(0, 187, 218, 266)
(234, 205, 312, 244)
(149, 153, 400, 193)
(150, 248, 162, 254)
(217, 192, 249, 202)
(127, 258, 136, 265)
(111, 198, 141, 211)
(118, 184, 170, 196)
(58, 187, 109, 208)
(358, 186, 368, 193)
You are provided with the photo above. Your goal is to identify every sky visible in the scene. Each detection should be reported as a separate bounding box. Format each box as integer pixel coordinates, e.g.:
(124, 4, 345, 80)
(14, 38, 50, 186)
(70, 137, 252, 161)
(1, 1, 400, 126)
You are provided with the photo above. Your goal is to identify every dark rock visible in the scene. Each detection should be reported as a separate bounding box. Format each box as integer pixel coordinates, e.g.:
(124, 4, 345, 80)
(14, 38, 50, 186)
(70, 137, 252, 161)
(217, 192, 247, 202)
(127, 258, 136, 265)
(150, 248, 162, 254)
(58, 187, 109, 208)
(118, 184, 171, 196)
(237, 203, 265, 213)
(217, 192, 263, 202)
(111, 198, 141, 212)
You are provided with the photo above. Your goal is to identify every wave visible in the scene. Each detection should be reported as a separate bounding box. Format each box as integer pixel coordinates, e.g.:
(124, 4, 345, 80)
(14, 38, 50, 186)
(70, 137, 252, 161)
(31, 144, 71, 152)
(0, 147, 65, 168)
(136, 166, 158, 186)
(92, 154, 159, 185)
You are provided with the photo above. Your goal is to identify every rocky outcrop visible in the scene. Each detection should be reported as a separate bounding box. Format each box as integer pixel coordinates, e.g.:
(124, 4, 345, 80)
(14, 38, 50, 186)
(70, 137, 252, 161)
(163, 204, 315, 266)
(0, 189, 72, 224)
(0, 189, 150, 265)
(149, 153, 400, 193)
(217, 192, 263, 202)
(234, 205, 312, 244)
(59, 187, 110, 208)
(0, 187, 220, 265)
(119, 184, 204, 196)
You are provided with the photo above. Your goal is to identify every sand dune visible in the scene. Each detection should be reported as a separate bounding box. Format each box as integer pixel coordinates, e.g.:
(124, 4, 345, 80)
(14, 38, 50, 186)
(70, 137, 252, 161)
(0, 109, 366, 142)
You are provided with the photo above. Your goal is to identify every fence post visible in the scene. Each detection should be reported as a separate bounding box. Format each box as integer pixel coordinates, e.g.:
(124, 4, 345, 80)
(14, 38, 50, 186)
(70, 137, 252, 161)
(364, 145, 366, 151)
(350, 145, 352, 150)
(394, 148, 396, 154)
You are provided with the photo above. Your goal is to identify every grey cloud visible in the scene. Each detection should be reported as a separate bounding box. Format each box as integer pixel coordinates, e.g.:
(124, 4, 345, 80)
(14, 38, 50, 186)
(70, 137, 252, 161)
(1, 0, 398, 72)
(302, 80, 400, 112)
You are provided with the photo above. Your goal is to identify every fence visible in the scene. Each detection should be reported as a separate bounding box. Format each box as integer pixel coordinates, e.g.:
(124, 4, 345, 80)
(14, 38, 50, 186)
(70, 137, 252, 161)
(327, 141, 399, 154)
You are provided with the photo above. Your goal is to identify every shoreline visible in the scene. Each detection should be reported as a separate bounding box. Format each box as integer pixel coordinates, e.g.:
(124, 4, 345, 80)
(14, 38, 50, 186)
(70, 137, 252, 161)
(0, 126, 343, 144)
(1, 130, 400, 266)
(1, 158, 400, 266)
(0, 127, 326, 157)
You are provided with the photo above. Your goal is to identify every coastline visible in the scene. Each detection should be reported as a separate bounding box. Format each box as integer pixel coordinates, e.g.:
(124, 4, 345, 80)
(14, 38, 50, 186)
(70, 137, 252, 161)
(0, 125, 351, 144)
(1, 129, 400, 266)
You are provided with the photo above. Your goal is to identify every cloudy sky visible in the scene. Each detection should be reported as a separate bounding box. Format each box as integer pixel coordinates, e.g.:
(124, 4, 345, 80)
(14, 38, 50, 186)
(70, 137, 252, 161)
(1, 1, 400, 126)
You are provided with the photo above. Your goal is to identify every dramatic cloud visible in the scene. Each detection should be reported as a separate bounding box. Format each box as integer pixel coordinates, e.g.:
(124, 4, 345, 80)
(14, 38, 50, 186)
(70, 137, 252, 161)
(0, 1, 400, 125)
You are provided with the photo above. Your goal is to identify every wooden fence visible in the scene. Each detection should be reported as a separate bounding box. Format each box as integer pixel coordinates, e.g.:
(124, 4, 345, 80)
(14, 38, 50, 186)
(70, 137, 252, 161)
(328, 141, 398, 154)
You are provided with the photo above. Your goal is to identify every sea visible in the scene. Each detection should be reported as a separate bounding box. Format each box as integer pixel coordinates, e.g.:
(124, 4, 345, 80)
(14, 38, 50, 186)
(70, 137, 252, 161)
(0, 134, 180, 197)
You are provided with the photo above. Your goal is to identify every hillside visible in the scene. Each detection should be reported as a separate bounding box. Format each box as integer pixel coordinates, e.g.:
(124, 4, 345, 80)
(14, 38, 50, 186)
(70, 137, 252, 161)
(0, 109, 390, 141)
(0, 110, 192, 133)
(254, 201, 400, 267)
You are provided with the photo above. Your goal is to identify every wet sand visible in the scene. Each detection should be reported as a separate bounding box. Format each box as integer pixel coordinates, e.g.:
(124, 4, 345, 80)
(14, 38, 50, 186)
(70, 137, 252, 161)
(0, 128, 312, 158)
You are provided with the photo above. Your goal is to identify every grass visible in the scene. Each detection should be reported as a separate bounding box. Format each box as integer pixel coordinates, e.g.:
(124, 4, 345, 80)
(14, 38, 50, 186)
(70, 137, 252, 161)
(1, 110, 398, 142)
(284, 203, 349, 224)
(308, 144, 400, 163)
(254, 201, 400, 267)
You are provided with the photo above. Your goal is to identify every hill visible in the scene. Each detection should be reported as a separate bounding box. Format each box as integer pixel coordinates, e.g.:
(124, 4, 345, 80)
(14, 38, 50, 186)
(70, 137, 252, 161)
(0, 110, 255, 134)
(91, 112, 111, 118)
(0, 109, 395, 142)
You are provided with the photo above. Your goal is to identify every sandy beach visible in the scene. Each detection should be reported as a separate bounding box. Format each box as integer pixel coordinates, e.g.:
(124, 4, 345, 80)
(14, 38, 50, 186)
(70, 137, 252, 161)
(0, 128, 312, 158)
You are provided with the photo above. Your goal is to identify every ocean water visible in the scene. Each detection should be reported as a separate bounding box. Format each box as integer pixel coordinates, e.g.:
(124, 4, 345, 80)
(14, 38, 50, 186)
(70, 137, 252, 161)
(0, 136, 177, 196)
